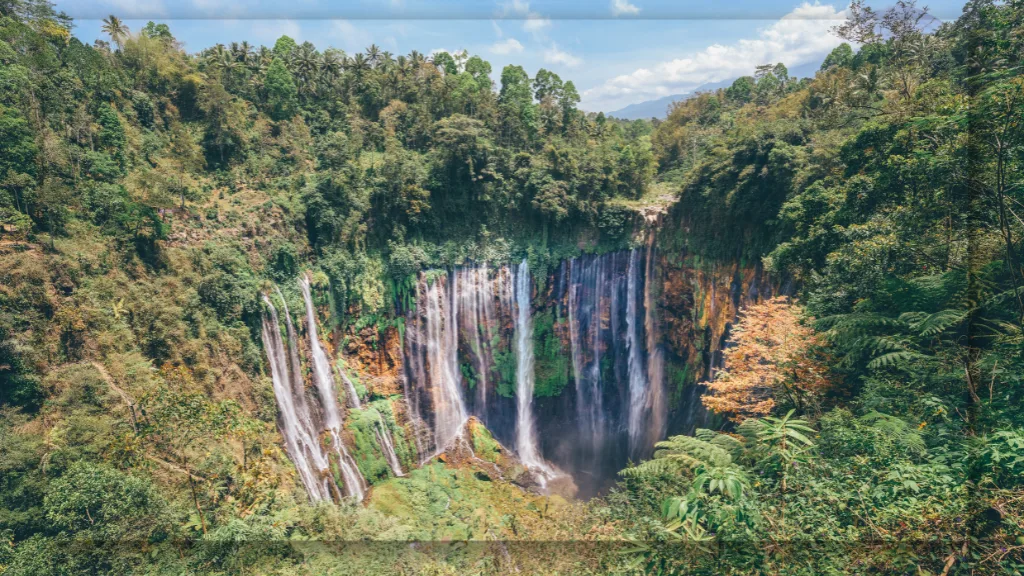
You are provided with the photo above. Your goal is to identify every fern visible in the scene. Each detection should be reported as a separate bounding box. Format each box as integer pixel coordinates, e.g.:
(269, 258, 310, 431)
(867, 350, 927, 369)
(859, 411, 927, 456)
(621, 435, 735, 479)
(904, 309, 966, 336)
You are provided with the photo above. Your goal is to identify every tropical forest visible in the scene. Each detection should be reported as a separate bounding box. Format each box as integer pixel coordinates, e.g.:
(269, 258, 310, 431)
(0, 0, 1023, 573)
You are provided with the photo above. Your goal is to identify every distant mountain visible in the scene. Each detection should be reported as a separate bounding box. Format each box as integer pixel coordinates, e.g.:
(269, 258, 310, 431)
(607, 78, 735, 120)
(606, 60, 822, 121)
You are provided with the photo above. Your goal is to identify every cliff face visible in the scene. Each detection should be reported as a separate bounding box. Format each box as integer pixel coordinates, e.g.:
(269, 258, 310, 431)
(311, 213, 781, 497)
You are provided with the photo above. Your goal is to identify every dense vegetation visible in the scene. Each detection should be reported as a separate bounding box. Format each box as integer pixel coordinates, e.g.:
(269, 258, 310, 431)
(617, 1, 1024, 573)
(1, 0, 1024, 573)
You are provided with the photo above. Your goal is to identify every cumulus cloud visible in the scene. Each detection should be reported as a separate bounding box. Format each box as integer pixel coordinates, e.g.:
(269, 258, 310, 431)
(502, 0, 551, 38)
(544, 44, 582, 67)
(491, 38, 525, 55)
(582, 2, 847, 111)
(523, 14, 551, 34)
(611, 0, 640, 16)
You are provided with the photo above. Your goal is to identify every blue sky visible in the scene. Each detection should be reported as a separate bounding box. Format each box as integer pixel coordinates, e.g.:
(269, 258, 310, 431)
(58, 0, 968, 112)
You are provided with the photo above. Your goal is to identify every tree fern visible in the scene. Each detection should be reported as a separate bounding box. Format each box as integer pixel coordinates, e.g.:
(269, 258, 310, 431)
(867, 349, 927, 369)
(620, 435, 735, 479)
(902, 308, 967, 336)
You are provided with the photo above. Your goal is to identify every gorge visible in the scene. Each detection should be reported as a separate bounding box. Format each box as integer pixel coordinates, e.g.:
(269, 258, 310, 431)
(262, 226, 779, 500)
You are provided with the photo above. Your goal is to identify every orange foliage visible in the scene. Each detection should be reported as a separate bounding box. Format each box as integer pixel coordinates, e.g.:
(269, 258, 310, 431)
(702, 297, 831, 422)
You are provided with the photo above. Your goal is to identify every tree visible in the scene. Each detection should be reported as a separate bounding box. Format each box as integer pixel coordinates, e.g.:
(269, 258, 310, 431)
(272, 35, 296, 59)
(498, 65, 535, 146)
(265, 57, 298, 120)
(703, 297, 832, 421)
(101, 15, 129, 49)
(820, 43, 854, 70)
(725, 76, 755, 104)
(141, 21, 172, 42)
(432, 51, 457, 76)
(532, 68, 563, 102)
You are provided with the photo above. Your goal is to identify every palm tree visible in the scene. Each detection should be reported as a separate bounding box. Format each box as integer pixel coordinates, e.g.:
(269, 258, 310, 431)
(366, 43, 381, 67)
(320, 49, 343, 87)
(101, 15, 129, 49)
(348, 53, 369, 76)
(238, 41, 253, 63)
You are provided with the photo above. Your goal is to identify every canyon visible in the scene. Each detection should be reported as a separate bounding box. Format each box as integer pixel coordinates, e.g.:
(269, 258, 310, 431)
(262, 220, 782, 500)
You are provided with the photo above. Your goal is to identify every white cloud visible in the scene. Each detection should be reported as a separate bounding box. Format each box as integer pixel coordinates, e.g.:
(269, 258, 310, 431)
(611, 0, 640, 16)
(490, 38, 524, 55)
(582, 2, 847, 111)
(501, 0, 551, 38)
(544, 44, 582, 67)
(491, 20, 503, 38)
(523, 14, 551, 34)
(501, 0, 531, 16)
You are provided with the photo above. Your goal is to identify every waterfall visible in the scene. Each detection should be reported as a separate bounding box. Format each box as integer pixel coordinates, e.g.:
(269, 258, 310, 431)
(567, 256, 608, 456)
(300, 276, 367, 502)
(401, 280, 431, 459)
(375, 412, 404, 477)
(455, 265, 498, 417)
(643, 231, 667, 449)
(513, 260, 557, 485)
(261, 297, 336, 502)
(336, 363, 362, 409)
(626, 249, 648, 456)
(423, 275, 468, 457)
(394, 251, 671, 494)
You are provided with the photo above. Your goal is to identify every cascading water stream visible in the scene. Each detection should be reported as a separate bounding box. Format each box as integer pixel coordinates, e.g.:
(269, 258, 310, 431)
(423, 276, 469, 458)
(626, 249, 648, 457)
(513, 260, 557, 485)
(300, 276, 367, 501)
(643, 231, 667, 450)
(375, 412, 404, 477)
(397, 250, 679, 495)
(260, 296, 336, 502)
(336, 363, 362, 409)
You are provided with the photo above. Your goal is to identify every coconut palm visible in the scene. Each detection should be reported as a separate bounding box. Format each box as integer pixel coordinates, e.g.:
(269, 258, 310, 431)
(101, 15, 129, 49)
(366, 43, 381, 67)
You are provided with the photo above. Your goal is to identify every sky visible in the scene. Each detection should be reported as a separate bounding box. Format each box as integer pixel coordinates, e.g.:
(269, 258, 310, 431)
(57, 0, 969, 112)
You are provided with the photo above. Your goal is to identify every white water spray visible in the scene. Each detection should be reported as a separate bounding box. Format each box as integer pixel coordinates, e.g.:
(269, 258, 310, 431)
(375, 411, 405, 477)
(513, 260, 557, 486)
(260, 296, 336, 502)
(626, 249, 648, 456)
(423, 276, 469, 457)
(300, 276, 367, 501)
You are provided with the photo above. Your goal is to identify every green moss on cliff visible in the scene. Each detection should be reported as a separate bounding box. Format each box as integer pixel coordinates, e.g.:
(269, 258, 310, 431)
(532, 311, 570, 397)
